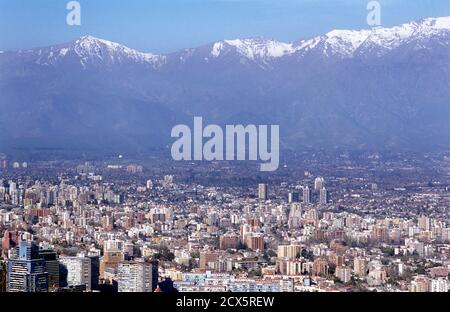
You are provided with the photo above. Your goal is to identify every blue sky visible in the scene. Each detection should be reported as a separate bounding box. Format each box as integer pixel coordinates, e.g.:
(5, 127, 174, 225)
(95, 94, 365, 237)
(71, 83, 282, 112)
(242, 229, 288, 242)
(1, 0, 450, 53)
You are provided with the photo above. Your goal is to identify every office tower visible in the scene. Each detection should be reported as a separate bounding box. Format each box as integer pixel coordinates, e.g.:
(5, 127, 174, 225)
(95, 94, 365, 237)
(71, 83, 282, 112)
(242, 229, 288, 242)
(117, 260, 158, 292)
(302, 186, 311, 204)
(59, 254, 92, 290)
(7, 241, 48, 292)
(88, 254, 100, 291)
(319, 187, 328, 204)
(39, 248, 60, 289)
(314, 176, 325, 190)
(258, 183, 268, 200)
(353, 257, 367, 277)
(288, 192, 300, 203)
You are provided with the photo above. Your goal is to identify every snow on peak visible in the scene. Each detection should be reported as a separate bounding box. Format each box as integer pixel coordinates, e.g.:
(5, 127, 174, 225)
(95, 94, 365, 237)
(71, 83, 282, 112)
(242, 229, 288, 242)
(211, 38, 295, 60)
(322, 29, 372, 56)
(294, 16, 450, 58)
(422, 16, 450, 30)
(72, 35, 166, 67)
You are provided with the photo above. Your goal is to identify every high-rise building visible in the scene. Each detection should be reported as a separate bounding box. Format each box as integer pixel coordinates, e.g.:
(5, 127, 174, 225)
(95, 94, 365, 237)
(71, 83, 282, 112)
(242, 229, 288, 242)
(7, 241, 48, 292)
(418, 216, 431, 231)
(277, 244, 300, 259)
(246, 234, 265, 252)
(312, 258, 329, 277)
(288, 192, 300, 203)
(319, 187, 328, 204)
(372, 226, 389, 242)
(117, 260, 158, 292)
(39, 248, 60, 289)
(314, 176, 325, 191)
(88, 254, 100, 291)
(353, 257, 367, 277)
(100, 250, 124, 279)
(199, 251, 218, 270)
(302, 186, 311, 204)
(430, 278, 448, 292)
(219, 234, 240, 250)
(289, 203, 302, 219)
(258, 183, 268, 201)
(335, 266, 352, 283)
(59, 254, 92, 290)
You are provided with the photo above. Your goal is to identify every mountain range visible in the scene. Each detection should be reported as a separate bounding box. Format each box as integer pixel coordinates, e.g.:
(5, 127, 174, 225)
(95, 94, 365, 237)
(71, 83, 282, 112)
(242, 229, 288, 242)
(1, 16, 450, 154)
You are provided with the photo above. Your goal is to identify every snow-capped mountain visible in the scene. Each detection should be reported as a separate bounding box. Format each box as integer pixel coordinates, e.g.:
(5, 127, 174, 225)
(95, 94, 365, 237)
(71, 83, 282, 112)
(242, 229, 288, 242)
(11, 35, 166, 69)
(1, 17, 450, 153)
(4, 16, 450, 69)
(210, 39, 296, 59)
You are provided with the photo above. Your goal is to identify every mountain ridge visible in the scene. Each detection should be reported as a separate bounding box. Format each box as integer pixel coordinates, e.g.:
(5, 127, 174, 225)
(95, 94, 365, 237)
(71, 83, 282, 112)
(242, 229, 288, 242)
(1, 16, 450, 154)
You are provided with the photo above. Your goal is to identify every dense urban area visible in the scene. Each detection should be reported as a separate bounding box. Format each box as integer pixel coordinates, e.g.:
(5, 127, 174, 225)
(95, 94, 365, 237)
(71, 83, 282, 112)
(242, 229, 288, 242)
(0, 151, 449, 292)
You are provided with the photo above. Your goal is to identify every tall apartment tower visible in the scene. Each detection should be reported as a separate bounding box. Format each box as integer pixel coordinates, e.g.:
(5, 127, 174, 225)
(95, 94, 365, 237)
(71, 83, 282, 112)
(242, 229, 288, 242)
(117, 260, 158, 292)
(258, 183, 268, 201)
(59, 254, 92, 291)
(314, 176, 325, 191)
(303, 186, 311, 204)
(288, 192, 300, 203)
(319, 187, 328, 204)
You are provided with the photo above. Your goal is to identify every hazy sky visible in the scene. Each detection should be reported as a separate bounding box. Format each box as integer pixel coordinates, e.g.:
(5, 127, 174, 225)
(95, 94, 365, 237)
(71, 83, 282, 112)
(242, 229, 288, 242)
(1, 0, 450, 53)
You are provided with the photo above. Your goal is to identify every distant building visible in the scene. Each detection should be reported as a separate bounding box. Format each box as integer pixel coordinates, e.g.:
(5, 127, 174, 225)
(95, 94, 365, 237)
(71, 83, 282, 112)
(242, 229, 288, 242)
(277, 244, 300, 259)
(219, 234, 240, 250)
(372, 226, 389, 242)
(199, 251, 218, 270)
(312, 258, 329, 277)
(353, 257, 367, 277)
(246, 234, 265, 252)
(302, 186, 311, 204)
(314, 177, 325, 191)
(418, 216, 431, 231)
(288, 192, 300, 203)
(335, 266, 352, 283)
(319, 187, 328, 204)
(258, 183, 268, 201)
